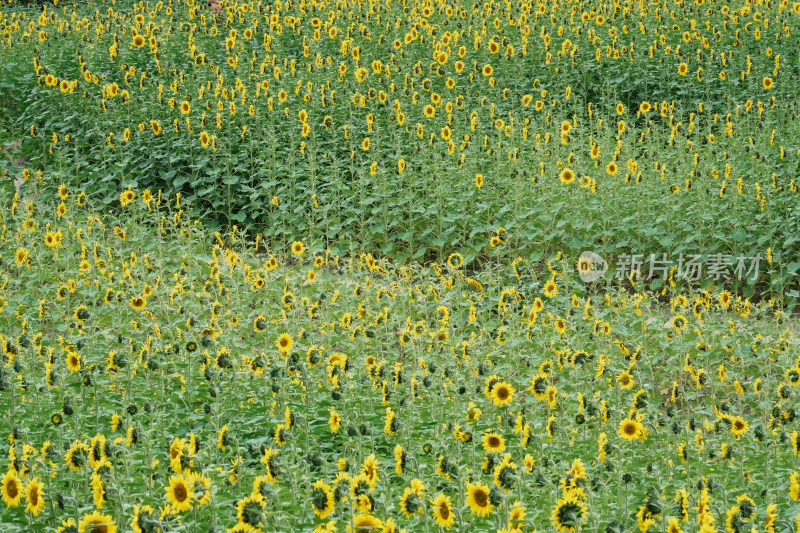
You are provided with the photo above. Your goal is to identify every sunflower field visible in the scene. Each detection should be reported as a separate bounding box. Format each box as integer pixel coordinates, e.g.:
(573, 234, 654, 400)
(2, 0, 800, 531)
(2, 0, 800, 296)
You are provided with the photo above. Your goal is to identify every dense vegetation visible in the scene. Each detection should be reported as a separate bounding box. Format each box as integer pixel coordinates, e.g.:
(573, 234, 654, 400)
(1, 0, 800, 531)
(2, 0, 800, 300)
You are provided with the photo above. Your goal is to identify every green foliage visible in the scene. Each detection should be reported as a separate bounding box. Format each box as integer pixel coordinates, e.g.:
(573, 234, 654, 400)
(1, 0, 799, 303)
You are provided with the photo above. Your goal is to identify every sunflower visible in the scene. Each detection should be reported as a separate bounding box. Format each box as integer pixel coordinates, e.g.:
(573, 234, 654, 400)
(120, 188, 135, 207)
(350, 513, 383, 533)
(465, 482, 493, 517)
(291, 241, 305, 256)
(132, 35, 145, 48)
(236, 494, 266, 528)
(45, 231, 62, 249)
(672, 314, 687, 333)
(130, 297, 147, 311)
(384, 407, 398, 435)
(430, 493, 455, 529)
(544, 278, 558, 298)
(399, 486, 423, 519)
(131, 505, 158, 533)
(310, 480, 335, 519)
(551, 493, 588, 533)
(482, 432, 506, 453)
(74, 305, 90, 322)
(606, 162, 618, 175)
(678, 62, 688, 76)
(618, 418, 644, 441)
(276, 333, 293, 355)
(616, 370, 634, 389)
(1, 470, 22, 508)
(447, 252, 464, 269)
(165, 474, 194, 513)
(199, 131, 210, 147)
(78, 510, 117, 533)
(554, 317, 567, 336)
(361, 454, 380, 488)
(530, 374, 549, 400)
(490, 381, 514, 407)
(639, 101, 652, 113)
(559, 168, 575, 185)
(763, 76, 774, 90)
(719, 290, 732, 309)
(253, 314, 267, 332)
(218, 424, 230, 451)
(394, 445, 405, 475)
(14, 247, 30, 266)
(730, 416, 749, 438)
(66, 351, 82, 372)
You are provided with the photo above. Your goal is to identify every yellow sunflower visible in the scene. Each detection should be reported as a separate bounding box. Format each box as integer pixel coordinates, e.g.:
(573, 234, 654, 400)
(165, 474, 194, 513)
(465, 482, 493, 517)
(1, 470, 22, 508)
(431, 493, 455, 529)
(78, 510, 117, 533)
